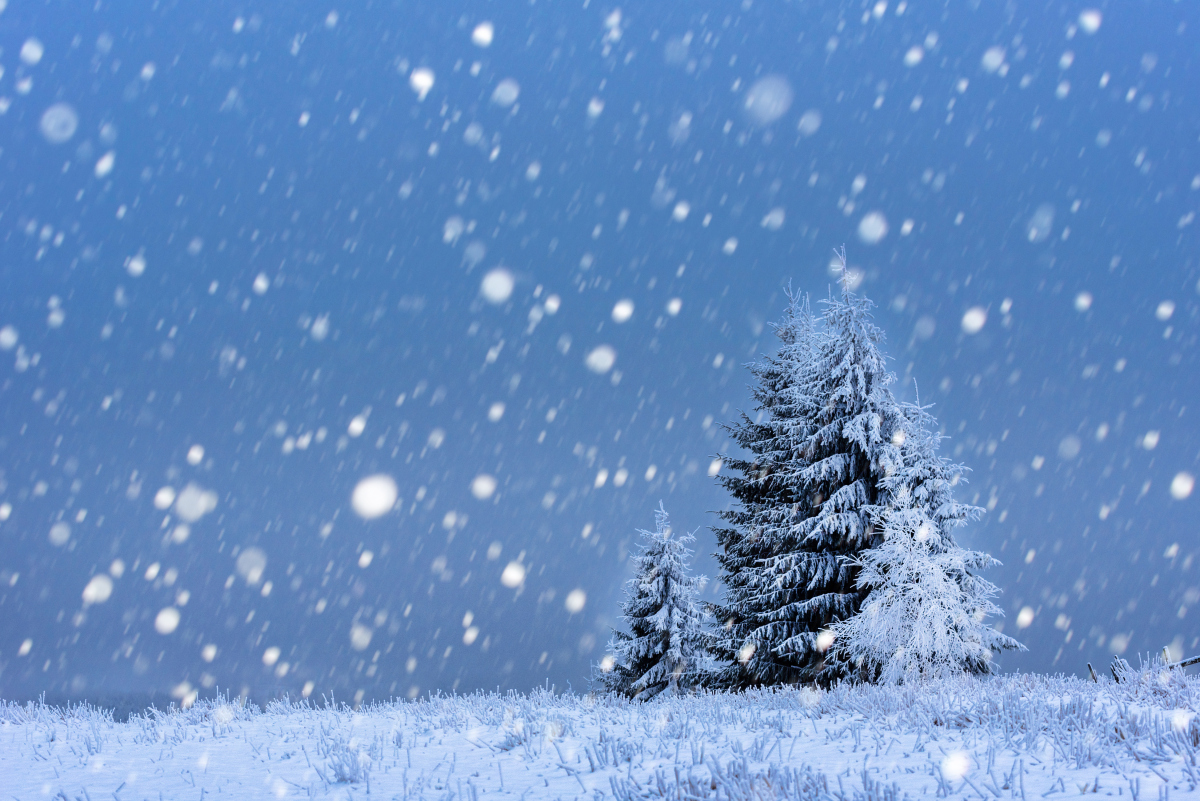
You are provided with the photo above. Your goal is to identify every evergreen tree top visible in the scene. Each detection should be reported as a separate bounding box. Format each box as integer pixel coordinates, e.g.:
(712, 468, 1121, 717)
(813, 248, 896, 433)
(886, 392, 983, 549)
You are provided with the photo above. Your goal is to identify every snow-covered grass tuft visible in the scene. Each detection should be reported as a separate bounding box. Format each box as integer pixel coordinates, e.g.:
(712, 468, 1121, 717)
(321, 733, 371, 785)
(1, 670, 1197, 799)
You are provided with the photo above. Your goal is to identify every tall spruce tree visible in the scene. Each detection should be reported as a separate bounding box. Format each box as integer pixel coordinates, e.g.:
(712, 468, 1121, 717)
(710, 250, 909, 686)
(597, 503, 708, 700)
(707, 291, 824, 687)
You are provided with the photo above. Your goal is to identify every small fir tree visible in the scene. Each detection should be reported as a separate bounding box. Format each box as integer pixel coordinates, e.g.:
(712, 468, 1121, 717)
(597, 503, 708, 700)
(828, 393, 1023, 682)
(829, 485, 1024, 683)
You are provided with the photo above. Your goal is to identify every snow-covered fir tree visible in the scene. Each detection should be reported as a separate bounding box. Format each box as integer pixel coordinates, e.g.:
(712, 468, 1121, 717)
(707, 291, 826, 687)
(827, 395, 1024, 682)
(710, 251, 909, 687)
(829, 483, 1024, 683)
(597, 503, 708, 700)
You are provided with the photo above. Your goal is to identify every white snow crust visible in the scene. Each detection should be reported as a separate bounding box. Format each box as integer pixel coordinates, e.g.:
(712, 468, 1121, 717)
(2, 666, 1197, 799)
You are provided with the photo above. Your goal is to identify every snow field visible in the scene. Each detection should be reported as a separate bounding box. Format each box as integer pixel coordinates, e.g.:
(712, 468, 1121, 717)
(1, 666, 1197, 800)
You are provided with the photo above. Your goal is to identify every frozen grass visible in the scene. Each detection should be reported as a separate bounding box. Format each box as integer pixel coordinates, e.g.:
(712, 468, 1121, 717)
(0, 662, 1196, 799)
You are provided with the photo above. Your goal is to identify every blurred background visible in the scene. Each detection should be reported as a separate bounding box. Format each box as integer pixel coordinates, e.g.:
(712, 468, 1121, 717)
(0, 0, 1196, 709)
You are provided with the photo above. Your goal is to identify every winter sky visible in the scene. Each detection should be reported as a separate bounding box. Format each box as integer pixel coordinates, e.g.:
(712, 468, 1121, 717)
(0, 0, 1197, 706)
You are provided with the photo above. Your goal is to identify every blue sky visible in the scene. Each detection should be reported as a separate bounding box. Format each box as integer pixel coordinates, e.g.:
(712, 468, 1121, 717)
(0, 0, 1197, 704)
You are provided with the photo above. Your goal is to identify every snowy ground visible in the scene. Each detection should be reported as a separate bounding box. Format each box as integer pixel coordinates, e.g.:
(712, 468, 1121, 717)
(2, 666, 1198, 800)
